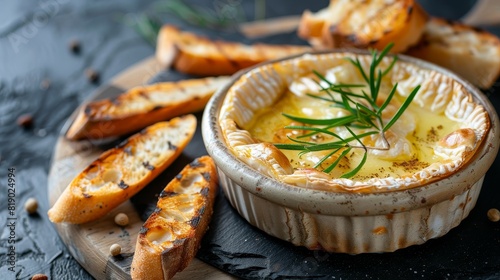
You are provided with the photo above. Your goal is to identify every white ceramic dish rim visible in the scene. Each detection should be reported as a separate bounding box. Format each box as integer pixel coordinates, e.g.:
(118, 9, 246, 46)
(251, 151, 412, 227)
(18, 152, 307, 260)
(202, 48, 500, 216)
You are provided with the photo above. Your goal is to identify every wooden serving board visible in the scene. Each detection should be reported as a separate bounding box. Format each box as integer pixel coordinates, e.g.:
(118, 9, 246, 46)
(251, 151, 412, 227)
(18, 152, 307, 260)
(47, 56, 235, 280)
(46, 21, 500, 279)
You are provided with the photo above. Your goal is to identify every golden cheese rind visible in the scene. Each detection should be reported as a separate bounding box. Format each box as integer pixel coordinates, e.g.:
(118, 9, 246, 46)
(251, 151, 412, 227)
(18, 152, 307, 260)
(219, 52, 490, 193)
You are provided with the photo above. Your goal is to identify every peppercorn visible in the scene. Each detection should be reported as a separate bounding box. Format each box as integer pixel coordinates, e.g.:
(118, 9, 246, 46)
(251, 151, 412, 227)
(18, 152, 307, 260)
(85, 68, 99, 84)
(69, 39, 81, 54)
(110, 243, 122, 256)
(114, 213, 129, 227)
(17, 114, 34, 129)
(25, 198, 38, 215)
(487, 208, 500, 222)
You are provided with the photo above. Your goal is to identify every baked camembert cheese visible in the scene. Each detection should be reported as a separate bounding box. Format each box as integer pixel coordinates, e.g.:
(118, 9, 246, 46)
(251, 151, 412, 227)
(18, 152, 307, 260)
(219, 52, 490, 193)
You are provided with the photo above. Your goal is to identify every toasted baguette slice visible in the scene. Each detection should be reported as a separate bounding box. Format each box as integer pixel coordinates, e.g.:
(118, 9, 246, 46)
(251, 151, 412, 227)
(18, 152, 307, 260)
(48, 115, 197, 224)
(407, 18, 500, 89)
(156, 25, 312, 76)
(298, 0, 428, 53)
(66, 76, 229, 140)
(131, 156, 218, 280)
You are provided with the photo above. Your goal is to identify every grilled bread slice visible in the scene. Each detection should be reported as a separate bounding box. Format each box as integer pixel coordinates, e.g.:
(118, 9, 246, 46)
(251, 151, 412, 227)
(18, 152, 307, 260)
(131, 156, 218, 280)
(156, 25, 312, 76)
(48, 115, 197, 224)
(298, 0, 428, 53)
(66, 76, 230, 140)
(407, 17, 500, 89)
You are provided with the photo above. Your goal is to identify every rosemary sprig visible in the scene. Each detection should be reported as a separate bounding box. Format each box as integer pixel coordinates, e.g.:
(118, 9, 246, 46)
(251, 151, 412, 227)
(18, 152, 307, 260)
(120, 0, 250, 46)
(118, 13, 162, 46)
(274, 43, 420, 178)
(153, 0, 247, 29)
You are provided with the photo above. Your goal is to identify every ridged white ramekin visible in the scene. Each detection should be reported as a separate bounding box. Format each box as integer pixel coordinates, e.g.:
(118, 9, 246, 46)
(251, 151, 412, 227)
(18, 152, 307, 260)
(202, 50, 499, 253)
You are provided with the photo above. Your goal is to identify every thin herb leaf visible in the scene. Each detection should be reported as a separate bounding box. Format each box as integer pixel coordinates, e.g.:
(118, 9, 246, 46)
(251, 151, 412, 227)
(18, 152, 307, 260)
(378, 83, 398, 114)
(329, 88, 366, 99)
(313, 70, 333, 86)
(305, 142, 348, 151)
(306, 93, 335, 103)
(333, 84, 366, 88)
(304, 131, 378, 151)
(339, 126, 368, 178)
(341, 151, 367, 178)
(273, 143, 309, 150)
(356, 103, 378, 118)
(341, 94, 356, 114)
(324, 148, 351, 173)
(356, 57, 370, 84)
(286, 135, 318, 146)
(383, 85, 420, 132)
(373, 68, 382, 104)
(279, 43, 420, 178)
(284, 126, 342, 139)
(282, 114, 357, 126)
(369, 51, 377, 100)
(375, 43, 394, 65)
(360, 90, 377, 108)
(316, 82, 336, 100)
(382, 56, 398, 76)
(345, 57, 370, 84)
(355, 104, 379, 129)
(314, 148, 342, 169)
(348, 123, 374, 129)
(299, 125, 346, 140)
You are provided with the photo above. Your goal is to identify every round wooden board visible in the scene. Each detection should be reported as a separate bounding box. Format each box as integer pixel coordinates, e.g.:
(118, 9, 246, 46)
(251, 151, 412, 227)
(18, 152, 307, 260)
(47, 56, 235, 280)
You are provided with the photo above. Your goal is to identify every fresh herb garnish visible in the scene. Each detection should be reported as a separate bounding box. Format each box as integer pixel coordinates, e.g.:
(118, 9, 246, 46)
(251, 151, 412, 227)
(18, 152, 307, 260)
(118, 13, 162, 46)
(118, 0, 248, 47)
(274, 43, 421, 178)
(153, 0, 246, 29)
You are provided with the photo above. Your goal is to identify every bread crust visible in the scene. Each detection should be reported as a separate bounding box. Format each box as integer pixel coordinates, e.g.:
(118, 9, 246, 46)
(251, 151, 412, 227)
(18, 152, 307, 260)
(298, 0, 428, 53)
(66, 77, 229, 140)
(156, 25, 312, 76)
(407, 17, 500, 89)
(130, 156, 218, 280)
(48, 115, 197, 224)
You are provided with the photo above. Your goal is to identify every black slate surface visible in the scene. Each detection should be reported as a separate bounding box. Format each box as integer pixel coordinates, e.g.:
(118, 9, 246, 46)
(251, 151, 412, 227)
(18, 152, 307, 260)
(1, 0, 499, 279)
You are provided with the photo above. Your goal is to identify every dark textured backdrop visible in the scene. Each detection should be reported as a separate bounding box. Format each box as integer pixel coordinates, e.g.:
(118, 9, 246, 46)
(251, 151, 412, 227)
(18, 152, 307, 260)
(0, 0, 499, 279)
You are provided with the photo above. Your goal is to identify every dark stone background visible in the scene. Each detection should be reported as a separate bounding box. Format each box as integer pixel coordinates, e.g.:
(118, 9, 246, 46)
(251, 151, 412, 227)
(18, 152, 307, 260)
(0, 0, 498, 279)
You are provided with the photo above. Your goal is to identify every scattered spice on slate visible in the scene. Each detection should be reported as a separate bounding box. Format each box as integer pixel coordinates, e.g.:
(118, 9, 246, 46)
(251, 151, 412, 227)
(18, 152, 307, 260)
(25, 198, 38, 214)
(114, 213, 129, 226)
(17, 114, 34, 129)
(487, 208, 500, 222)
(69, 39, 81, 54)
(110, 244, 122, 256)
(85, 68, 100, 84)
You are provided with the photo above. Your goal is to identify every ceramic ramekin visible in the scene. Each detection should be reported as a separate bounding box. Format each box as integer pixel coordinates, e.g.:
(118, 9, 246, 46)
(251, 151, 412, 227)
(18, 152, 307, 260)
(202, 49, 499, 253)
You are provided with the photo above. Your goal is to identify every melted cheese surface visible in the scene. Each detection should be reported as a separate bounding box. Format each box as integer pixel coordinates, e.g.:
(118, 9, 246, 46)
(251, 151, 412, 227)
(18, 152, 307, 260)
(246, 76, 460, 180)
(219, 52, 489, 192)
